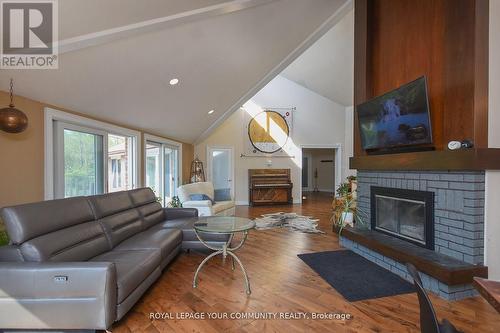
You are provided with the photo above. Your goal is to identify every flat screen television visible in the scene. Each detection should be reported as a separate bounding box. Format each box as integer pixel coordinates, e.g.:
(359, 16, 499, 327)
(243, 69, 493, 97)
(357, 76, 433, 151)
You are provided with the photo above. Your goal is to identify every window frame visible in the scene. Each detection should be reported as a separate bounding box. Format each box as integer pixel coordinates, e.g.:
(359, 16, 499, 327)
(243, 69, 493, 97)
(44, 107, 141, 200)
(144, 133, 182, 206)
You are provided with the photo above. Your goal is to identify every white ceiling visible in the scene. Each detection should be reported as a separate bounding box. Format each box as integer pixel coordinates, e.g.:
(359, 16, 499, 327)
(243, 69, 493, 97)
(1, 0, 349, 143)
(282, 9, 354, 106)
(58, 0, 230, 40)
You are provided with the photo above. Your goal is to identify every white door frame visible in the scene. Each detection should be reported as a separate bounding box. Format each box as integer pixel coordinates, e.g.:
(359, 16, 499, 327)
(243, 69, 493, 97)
(207, 145, 235, 199)
(300, 144, 342, 202)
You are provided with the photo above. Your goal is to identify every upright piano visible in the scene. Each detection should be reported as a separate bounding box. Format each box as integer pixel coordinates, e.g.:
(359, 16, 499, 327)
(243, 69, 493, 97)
(249, 169, 293, 206)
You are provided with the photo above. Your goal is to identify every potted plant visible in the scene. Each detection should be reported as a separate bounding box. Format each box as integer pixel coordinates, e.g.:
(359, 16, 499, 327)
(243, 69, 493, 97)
(332, 178, 366, 235)
(167, 196, 182, 208)
(0, 230, 9, 246)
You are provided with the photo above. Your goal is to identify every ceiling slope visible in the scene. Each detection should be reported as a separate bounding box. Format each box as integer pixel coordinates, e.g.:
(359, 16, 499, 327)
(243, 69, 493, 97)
(282, 9, 354, 106)
(1, 0, 350, 143)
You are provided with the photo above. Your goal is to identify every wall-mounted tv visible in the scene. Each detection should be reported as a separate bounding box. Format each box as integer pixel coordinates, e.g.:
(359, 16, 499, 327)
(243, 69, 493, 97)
(357, 76, 433, 151)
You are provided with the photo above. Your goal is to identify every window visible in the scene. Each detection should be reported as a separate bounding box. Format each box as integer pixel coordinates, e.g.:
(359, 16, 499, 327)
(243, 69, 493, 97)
(146, 142, 161, 197)
(56, 125, 104, 197)
(144, 134, 182, 206)
(45, 108, 140, 199)
(107, 134, 134, 193)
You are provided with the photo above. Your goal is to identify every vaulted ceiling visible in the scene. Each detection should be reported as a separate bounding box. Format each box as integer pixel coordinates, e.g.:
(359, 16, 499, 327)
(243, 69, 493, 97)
(1, 0, 350, 143)
(282, 9, 354, 106)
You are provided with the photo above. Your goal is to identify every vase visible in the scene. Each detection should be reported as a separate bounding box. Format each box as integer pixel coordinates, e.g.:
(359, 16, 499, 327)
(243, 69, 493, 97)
(341, 212, 354, 227)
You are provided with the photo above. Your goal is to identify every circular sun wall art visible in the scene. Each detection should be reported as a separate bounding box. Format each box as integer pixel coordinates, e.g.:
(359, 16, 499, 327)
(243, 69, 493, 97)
(248, 110, 290, 154)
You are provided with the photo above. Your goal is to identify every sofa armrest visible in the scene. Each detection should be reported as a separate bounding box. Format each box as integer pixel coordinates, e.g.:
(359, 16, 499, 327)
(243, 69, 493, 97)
(163, 207, 199, 220)
(181, 201, 213, 216)
(0, 261, 117, 330)
(182, 200, 212, 208)
(0, 245, 23, 262)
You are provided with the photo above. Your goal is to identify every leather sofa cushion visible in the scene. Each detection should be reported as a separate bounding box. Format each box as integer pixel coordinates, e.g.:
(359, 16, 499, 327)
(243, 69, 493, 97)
(88, 191, 134, 219)
(115, 228, 182, 259)
(1, 197, 94, 244)
(128, 188, 156, 206)
(91, 249, 161, 303)
(98, 209, 142, 247)
(21, 221, 110, 262)
(153, 218, 229, 243)
(136, 202, 165, 230)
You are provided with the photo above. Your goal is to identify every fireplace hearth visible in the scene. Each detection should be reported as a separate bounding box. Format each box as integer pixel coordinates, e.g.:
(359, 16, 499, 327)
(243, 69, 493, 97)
(371, 187, 434, 250)
(339, 170, 486, 300)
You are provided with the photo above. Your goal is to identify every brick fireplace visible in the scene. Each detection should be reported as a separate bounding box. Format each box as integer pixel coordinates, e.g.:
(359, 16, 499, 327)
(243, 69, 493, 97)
(340, 170, 486, 300)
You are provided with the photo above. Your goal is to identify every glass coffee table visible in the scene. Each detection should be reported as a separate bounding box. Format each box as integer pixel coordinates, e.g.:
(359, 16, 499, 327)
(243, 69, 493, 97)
(192, 216, 256, 295)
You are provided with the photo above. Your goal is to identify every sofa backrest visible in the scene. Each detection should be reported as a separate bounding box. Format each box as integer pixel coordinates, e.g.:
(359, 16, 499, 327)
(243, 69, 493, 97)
(129, 188, 165, 230)
(88, 191, 142, 247)
(177, 182, 214, 203)
(0, 197, 110, 262)
(0, 188, 168, 262)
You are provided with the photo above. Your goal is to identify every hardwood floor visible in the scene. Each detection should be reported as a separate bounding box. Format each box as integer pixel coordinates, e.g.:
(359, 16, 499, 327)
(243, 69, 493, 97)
(112, 192, 500, 333)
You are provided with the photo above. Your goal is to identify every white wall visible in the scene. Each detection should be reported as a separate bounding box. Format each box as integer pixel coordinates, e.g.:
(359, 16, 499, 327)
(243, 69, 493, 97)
(485, 1, 500, 279)
(195, 75, 347, 204)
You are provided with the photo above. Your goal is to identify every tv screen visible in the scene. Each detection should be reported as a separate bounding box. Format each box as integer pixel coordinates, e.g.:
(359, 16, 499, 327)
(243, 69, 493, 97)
(357, 77, 432, 151)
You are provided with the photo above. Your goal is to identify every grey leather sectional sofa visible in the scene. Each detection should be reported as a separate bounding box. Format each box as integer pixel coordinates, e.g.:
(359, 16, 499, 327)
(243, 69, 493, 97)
(0, 188, 228, 330)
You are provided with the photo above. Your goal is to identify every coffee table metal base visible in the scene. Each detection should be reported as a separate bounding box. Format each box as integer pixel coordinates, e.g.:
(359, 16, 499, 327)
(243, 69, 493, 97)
(192, 230, 251, 295)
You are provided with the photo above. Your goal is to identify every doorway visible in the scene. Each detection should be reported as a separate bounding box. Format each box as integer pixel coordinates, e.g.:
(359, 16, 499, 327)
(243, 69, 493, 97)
(301, 147, 339, 201)
(207, 146, 234, 201)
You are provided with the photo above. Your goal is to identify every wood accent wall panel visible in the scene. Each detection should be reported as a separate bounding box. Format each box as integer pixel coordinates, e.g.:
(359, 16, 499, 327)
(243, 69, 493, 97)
(353, 0, 489, 156)
(353, 0, 370, 157)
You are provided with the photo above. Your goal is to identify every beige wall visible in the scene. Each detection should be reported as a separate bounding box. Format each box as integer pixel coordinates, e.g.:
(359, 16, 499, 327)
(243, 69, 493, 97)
(0, 90, 194, 210)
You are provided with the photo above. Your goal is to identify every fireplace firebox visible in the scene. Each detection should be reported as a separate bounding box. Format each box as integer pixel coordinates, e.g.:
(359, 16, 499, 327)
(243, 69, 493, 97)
(370, 186, 434, 250)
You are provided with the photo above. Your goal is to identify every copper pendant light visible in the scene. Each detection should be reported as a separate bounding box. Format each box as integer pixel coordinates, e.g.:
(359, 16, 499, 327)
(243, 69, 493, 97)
(0, 79, 28, 133)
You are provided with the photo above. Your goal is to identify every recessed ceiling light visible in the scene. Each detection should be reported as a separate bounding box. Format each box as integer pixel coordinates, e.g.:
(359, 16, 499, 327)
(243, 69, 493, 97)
(208, 110, 215, 115)
(169, 78, 179, 85)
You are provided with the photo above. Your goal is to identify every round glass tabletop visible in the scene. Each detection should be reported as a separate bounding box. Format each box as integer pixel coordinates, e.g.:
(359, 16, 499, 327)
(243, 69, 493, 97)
(194, 216, 256, 233)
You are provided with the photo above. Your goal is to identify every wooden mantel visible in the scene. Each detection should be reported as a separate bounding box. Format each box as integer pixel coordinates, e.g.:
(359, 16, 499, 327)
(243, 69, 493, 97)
(350, 149, 500, 171)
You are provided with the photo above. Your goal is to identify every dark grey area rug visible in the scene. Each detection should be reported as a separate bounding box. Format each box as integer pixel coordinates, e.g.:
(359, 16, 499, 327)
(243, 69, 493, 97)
(297, 250, 415, 301)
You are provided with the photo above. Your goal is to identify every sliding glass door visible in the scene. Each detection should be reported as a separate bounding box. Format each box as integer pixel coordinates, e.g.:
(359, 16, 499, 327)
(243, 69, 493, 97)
(57, 126, 104, 197)
(53, 121, 137, 198)
(145, 138, 181, 205)
(145, 142, 162, 198)
(164, 146, 179, 202)
(107, 134, 134, 193)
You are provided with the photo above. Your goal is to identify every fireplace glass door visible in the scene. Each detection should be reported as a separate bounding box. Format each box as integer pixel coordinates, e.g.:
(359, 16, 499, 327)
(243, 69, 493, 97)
(376, 196, 426, 244)
(371, 187, 434, 249)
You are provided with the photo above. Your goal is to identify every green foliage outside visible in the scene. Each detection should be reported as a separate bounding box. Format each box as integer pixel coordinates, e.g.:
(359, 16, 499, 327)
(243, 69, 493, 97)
(0, 230, 9, 246)
(167, 196, 183, 208)
(64, 129, 100, 197)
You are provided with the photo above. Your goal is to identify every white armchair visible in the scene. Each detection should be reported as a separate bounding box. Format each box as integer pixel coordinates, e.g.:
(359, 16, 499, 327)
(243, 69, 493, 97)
(177, 182, 235, 217)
